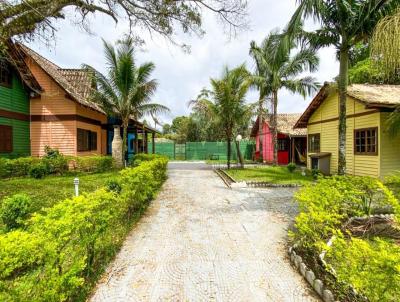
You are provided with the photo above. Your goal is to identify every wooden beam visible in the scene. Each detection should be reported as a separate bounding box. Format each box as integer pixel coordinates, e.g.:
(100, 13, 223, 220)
(145, 131, 148, 154)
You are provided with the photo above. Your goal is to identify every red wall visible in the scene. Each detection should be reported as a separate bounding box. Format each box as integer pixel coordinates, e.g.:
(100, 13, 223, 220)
(255, 121, 289, 165)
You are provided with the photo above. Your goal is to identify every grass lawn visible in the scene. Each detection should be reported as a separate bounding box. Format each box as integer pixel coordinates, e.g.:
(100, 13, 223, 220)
(225, 166, 313, 185)
(0, 171, 120, 212)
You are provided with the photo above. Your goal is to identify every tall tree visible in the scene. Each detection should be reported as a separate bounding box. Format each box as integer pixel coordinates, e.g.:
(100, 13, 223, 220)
(0, 0, 247, 50)
(289, 0, 398, 174)
(84, 37, 169, 165)
(190, 65, 253, 168)
(249, 28, 319, 165)
(210, 65, 252, 168)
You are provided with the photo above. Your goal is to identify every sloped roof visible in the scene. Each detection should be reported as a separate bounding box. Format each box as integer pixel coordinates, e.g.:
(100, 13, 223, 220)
(4, 41, 42, 93)
(18, 44, 104, 113)
(295, 83, 400, 128)
(251, 113, 307, 137)
(347, 84, 400, 106)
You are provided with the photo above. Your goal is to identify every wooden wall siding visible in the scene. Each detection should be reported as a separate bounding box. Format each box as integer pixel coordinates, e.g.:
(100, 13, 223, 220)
(26, 59, 76, 115)
(0, 117, 30, 157)
(0, 73, 30, 114)
(307, 93, 381, 177)
(0, 70, 31, 157)
(31, 121, 76, 156)
(380, 112, 400, 178)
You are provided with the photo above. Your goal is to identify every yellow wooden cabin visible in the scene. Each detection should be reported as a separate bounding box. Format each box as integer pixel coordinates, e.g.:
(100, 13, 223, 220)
(294, 83, 400, 178)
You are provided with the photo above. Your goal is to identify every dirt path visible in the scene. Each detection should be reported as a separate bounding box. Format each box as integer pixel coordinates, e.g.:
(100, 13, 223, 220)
(90, 162, 319, 302)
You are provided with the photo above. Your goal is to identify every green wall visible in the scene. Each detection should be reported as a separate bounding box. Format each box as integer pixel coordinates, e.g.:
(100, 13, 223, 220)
(0, 72, 31, 158)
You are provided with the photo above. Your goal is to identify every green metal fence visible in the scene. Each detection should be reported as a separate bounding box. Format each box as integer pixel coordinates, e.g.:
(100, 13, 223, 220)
(148, 141, 255, 161)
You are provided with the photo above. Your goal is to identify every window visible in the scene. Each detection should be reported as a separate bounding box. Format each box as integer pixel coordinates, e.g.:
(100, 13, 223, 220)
(0, 125, 13, 152)
(354, 128, 378, 155)
(77, 128, 97, 152)
(278, 139, 288, 151)
(0, 61, 12, 87)
(308, 133, 320, 153)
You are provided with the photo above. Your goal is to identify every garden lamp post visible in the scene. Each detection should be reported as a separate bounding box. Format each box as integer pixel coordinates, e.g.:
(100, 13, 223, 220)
(236, 134, 244, 168)
(74, 177, 80, 196)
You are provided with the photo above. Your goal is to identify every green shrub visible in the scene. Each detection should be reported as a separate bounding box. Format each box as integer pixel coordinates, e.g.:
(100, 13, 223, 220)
(74, 156, 115, 173)
(106, 179, 122, 194)
(326, 237, 400, 302)
(133, 153, 165, 162)
(287, 163, 296, 173)
(311, 168, 321, 180)
(0, 194, 32, 230)
(29, 163, 48, 179)
(0, 156, 168, 301)
(0, 157, 41, 178)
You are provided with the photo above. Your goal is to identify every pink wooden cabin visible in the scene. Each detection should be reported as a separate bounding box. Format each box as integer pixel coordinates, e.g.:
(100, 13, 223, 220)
(251, 114, 307, 165)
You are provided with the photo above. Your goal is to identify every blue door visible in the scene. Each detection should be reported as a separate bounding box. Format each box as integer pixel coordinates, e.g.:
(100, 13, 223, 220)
(127, 133, 136, 159)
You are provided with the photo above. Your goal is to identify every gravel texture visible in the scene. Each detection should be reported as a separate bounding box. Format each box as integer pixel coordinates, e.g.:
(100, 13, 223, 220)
(90, 162, 319, 302)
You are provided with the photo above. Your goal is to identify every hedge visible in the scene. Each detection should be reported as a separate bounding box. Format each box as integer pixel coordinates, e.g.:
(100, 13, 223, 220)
(0, 155, 114, 178)
(0, 156, 168, 301)
(291, 176, 400, 301)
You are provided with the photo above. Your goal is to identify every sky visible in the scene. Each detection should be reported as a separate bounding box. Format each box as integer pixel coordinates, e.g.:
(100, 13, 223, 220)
(28, 0, 339, 126)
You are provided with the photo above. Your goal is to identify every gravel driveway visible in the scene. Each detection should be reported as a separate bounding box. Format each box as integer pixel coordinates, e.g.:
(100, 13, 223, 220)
(90, 162, 319, 302)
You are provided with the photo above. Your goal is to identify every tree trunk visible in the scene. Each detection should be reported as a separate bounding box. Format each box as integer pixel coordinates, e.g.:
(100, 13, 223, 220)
(235, 140, 244, 168)
(227, 135, 231, 169)
(338, 48, 349, 175)
(272, 90, 278, 165)
(122, 120, 128, 166)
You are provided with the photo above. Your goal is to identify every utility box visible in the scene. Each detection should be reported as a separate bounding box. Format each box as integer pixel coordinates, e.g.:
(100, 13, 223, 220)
(309, 152, 331, 175)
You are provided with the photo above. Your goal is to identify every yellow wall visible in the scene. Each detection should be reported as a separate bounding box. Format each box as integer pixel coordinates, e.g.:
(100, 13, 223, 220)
(307, 91, 382, 177)
(380, 112, 400, 178)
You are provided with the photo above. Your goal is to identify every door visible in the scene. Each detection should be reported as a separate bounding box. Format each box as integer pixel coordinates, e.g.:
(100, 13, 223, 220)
(175, 143, 186, 160)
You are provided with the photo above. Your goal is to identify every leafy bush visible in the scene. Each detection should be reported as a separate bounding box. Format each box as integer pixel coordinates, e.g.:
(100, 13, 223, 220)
(106, 179, 122, 194)
(0, 156, 168, 301)
(74, 156, 115, 173)
(29, 163, 48, 179)
(291, 176, 400, 301)
(287, 163, 296, 173)
(0, 194, 32, 230)
(133, 153, 164, 162)
(311, 168, 322, 180)
(0, 157, 40, 178)
(326, 237, 400, 301)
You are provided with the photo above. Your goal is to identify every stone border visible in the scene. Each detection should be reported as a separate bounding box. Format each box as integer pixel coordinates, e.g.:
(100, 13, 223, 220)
(217, 169, 304, 188)
(288, 246, 337, 302)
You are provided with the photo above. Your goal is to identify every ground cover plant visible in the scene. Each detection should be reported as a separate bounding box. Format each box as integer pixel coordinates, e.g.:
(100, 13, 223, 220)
(291, 176, 400, 301)
(225, 165, 313, 185)
(0, 155, 168, 301)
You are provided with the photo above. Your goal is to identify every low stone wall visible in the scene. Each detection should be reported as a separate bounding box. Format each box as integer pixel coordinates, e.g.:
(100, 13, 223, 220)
(288, 246, 337, 302)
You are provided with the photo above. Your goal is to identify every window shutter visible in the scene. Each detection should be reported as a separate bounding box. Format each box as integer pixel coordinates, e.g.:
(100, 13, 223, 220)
(90, 131, 97, 151)
(77, 128, 84, 152)
(0, 125, 13, 152)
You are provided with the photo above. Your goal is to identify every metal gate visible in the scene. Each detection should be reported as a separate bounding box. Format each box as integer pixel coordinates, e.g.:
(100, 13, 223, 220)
(174, 144, 186, 160)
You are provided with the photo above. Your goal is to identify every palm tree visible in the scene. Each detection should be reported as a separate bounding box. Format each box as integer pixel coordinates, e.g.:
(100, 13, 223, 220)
(288, 0, 398, 174)
(84, 37, 169, 165)
(371, 8, 400, 79)
(249, 29, 319, 165)
(212, 65, 254, 168)
(190, 65, 253, 168)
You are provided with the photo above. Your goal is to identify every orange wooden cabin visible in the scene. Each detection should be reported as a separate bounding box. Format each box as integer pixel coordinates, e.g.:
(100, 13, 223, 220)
(15, 44, 157, 157)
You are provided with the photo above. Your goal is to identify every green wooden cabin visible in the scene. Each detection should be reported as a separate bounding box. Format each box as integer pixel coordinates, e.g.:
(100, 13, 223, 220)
(0, 57, 41, 158)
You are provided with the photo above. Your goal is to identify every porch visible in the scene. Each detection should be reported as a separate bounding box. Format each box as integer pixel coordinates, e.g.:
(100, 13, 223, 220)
(105, 118, 159, 159)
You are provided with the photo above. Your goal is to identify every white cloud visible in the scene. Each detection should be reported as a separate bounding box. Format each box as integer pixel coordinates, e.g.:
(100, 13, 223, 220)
(29, 0, 339, 124)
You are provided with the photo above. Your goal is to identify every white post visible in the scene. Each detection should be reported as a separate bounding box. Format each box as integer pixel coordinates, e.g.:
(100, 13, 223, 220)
(74, 177, 80, 196)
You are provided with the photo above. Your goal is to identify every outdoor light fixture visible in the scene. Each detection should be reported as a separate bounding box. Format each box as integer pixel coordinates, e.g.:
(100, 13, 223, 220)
(236, 134, 243, 142)
(74, 177, 80, 196)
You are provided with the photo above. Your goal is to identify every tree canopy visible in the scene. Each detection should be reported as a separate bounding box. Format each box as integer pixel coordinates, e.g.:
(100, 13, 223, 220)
(0, 0, 248, 50)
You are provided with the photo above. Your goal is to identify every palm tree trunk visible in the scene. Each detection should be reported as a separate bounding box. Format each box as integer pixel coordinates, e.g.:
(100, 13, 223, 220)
(258, 96, 263, 160)
(272, 90, 278, 165)
(122, 120, 128, 166)
(235, 139, 244, 168)
(338, 48, 349, 175)
(227, 135, 231, 169)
